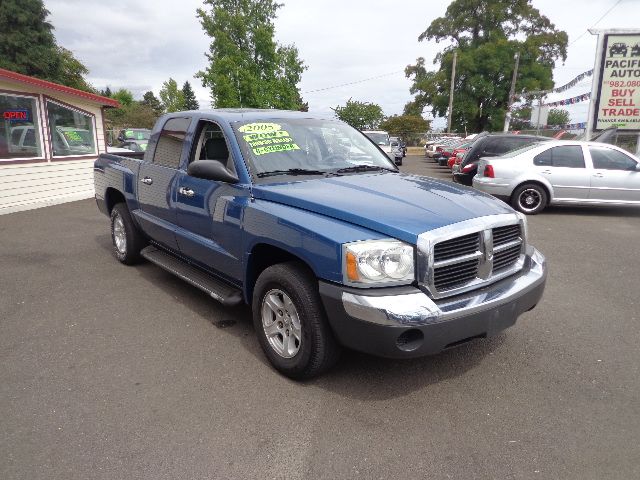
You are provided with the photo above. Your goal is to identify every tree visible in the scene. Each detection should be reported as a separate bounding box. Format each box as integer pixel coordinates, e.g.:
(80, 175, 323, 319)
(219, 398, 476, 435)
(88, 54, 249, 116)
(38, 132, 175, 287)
(159, 78, 185, 113)
(0, 0, 92, 91)
(105, 102, 158, 130)
(196, 0, 306, 110)
(379, 115, 430, 145)
(141, 91, 164, 116)
(332, 99, 385, 130)
(100, 86, 113, 98)
(182, 81, 199, 110)
(405, 0, 568, 132)
(547, 108, 570, 126)
(111, 88, 134, 107)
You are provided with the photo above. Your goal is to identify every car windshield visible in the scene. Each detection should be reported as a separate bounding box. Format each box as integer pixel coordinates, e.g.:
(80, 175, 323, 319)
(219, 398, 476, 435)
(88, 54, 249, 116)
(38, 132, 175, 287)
(363, 132, 389, 146)
(124, 129, 150, 140)
(232, 119, 396, 177)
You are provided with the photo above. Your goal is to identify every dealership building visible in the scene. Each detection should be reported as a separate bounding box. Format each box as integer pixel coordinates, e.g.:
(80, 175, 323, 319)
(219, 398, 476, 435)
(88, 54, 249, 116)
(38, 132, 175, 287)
(0, 68, 119, 214)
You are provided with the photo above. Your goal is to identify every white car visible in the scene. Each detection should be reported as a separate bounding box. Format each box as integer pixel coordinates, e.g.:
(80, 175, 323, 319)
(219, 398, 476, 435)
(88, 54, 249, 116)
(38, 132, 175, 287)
(473, 140, 640, 214)
(362, 130, 403, 165)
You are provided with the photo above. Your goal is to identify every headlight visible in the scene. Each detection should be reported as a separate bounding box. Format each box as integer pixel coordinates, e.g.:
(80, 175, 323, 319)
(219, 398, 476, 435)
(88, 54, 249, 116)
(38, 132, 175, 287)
(343, 239, 415, 286)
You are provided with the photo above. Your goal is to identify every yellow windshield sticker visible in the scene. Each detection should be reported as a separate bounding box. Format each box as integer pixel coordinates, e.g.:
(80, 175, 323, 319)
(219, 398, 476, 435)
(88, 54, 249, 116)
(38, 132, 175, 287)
(238, 122, 282, 133)
(239, 123, 300, 156)
(253, 143, 300, 155)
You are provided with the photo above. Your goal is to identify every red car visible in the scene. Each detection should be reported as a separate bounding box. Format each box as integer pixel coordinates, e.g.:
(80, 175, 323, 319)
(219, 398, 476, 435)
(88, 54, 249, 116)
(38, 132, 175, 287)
(447, 143, 471, 169)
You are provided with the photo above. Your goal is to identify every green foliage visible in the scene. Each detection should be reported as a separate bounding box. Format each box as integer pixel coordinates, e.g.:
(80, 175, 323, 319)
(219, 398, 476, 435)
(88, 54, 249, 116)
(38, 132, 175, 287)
(406, 0, 568, 132)
(182, 81, 199, 110)
(112, 88, 134, 107)
(379, 115, 430, 145)
(100, 86, 113, 98)
(0, 0, 92, 91)
(332, 99, 385, 130)
(141, 91, 164, 116)
(105, 102, 158, 130)
(159, 78, 185, 113)
(547, 108, 570, 126)
(196, 0, 306, 110)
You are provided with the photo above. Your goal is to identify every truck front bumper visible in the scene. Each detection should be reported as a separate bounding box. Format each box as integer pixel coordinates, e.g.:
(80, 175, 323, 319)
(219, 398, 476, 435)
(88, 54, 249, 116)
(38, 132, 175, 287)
(319, 248, 546, 358)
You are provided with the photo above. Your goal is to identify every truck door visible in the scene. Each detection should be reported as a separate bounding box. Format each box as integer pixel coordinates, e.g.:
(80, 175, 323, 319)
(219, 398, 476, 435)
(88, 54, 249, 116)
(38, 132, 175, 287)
(135, 117, 191, 251)
(174, 120, 248, 284)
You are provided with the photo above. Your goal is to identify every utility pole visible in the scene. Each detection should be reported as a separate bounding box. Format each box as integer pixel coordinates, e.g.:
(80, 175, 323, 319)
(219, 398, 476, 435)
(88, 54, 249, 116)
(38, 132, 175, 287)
(447, 50, 457, 134)
(503, 52, 520, 132)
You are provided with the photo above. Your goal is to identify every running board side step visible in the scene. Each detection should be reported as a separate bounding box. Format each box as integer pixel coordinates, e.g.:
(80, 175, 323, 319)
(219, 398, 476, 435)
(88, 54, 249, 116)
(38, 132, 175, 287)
(140, 246, 243, 306)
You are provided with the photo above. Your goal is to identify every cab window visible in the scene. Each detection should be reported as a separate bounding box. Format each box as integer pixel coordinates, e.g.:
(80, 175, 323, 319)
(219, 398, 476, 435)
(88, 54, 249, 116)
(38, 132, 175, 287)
(190, 120, 235, 174)
(534, 146, 585, 168)
(152, 117, 190, 169)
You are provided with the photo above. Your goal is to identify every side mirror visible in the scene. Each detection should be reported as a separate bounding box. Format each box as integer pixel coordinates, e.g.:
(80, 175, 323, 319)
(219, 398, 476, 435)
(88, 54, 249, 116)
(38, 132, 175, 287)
(187, 159, 239, 183)
(636, 163, 640, 171)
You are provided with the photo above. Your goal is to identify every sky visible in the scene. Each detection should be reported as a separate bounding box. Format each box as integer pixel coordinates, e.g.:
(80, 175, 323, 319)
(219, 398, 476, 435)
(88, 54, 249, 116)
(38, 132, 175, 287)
(46, 0, 639, 128)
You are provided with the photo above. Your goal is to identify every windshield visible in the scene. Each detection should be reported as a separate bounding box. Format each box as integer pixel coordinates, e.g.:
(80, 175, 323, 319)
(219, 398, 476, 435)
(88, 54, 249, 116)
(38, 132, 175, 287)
(124, 129, 150, 140)
(363, 132, 389, 146)
(499, 141, 546, 158)
(232, 119, 396, 177)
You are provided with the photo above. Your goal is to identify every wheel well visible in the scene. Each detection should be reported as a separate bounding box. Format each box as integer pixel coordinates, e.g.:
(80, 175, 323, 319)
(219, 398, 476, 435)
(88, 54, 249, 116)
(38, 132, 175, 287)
(512, 181, 551, 202)
(105, 188, 126, 214)
(245, 244, 315, 302)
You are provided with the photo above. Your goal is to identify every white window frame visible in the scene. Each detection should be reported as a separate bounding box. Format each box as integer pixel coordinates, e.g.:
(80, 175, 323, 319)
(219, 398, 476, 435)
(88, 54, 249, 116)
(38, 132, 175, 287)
(45, 98, 99, 159)
(0, 91, 47, 163)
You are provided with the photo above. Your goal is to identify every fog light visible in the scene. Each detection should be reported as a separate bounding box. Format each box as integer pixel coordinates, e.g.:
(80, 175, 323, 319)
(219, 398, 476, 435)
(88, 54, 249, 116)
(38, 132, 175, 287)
(396, 329, 424, 352)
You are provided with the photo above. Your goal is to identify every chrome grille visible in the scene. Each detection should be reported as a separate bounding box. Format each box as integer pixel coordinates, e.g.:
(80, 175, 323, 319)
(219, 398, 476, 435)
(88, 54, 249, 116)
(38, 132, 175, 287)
(493, 224, 521, 246)
(434, 258, 480, 291)
(417, 214, 526, 299)
(493, 244, 522, 272)
(433, 233, 480, 261)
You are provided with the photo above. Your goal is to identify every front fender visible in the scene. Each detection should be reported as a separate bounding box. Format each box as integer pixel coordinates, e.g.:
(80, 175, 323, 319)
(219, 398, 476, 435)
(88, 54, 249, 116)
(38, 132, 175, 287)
(242, 199, 389, 285)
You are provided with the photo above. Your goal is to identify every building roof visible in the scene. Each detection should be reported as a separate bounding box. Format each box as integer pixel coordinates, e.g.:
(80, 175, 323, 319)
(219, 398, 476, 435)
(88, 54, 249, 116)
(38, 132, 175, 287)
(0, 68, 120, 108)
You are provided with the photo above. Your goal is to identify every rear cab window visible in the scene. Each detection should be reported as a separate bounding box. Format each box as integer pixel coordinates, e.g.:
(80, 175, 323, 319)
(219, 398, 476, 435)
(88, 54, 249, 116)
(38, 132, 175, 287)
(151, 117, 191, 169)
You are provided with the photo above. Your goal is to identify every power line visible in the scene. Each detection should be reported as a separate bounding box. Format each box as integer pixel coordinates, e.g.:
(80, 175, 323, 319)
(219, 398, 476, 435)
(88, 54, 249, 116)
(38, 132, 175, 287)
(568, 0, 624, 47)
(302, 70, 405, 94)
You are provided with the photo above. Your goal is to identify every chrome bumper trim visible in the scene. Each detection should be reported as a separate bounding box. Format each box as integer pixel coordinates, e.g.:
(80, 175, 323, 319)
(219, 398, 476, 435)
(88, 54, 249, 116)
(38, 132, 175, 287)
(342, 247, 546, 326)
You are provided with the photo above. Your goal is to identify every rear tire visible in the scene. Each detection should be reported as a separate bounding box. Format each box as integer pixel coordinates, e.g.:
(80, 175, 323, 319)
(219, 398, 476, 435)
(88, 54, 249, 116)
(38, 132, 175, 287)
(511, 184, 548, 215)
(110, 203, 146, 264)
(252, 262, 341, 379)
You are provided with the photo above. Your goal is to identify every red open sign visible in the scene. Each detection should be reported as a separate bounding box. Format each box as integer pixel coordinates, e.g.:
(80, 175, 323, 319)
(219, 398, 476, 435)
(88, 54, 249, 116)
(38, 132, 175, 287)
(3, 110, 29, 121)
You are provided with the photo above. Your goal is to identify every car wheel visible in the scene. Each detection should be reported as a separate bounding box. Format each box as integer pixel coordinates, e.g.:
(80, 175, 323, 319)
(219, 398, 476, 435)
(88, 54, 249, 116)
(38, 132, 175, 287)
(252, 262, 341, 379)
(110, 203, 146, 264)
(511, 184, 548, 215)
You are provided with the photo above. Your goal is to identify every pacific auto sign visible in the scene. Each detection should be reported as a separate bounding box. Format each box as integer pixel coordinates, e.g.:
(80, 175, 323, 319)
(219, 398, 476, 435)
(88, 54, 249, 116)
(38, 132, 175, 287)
(595, 34, 640, 130)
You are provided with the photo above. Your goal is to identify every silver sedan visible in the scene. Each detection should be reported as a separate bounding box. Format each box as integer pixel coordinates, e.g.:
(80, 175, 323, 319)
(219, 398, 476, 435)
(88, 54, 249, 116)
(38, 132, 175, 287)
(473, 140, 640, 214)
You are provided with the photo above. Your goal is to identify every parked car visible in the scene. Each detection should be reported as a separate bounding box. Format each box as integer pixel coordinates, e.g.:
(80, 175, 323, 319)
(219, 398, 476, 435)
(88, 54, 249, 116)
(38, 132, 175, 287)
(94, 110, 546, 379)
(119, 139, 148, 152)
(362, 130, 402, 165)
(447, 142, 472, 169)
(426, 136, 462, 158)
(390, 136, 407, 157)
(453, 134, 550, 186)
(473, 140, 640, 214)
(117, 128, 151, 143)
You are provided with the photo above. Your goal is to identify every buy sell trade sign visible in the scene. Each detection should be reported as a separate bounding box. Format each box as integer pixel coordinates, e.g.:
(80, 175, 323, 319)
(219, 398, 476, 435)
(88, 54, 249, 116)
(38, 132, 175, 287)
(595, 34, 640, 130)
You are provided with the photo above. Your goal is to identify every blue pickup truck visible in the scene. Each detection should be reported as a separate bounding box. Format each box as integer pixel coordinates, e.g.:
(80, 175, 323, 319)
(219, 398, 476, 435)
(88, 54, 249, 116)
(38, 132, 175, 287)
(94, 110, 547, 379)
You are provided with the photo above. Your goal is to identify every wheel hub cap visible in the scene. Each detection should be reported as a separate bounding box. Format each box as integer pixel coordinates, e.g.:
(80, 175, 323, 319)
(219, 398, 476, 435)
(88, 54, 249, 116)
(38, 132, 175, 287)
(113, 214, 126, 254)
(261, 289, 302, 358)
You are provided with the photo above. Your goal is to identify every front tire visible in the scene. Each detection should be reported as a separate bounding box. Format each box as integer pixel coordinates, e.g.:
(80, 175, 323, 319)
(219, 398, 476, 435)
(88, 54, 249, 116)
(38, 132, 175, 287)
(252, 262, 340, 379)
(110, 203, 146, 264)
(511, 184, 548, 215)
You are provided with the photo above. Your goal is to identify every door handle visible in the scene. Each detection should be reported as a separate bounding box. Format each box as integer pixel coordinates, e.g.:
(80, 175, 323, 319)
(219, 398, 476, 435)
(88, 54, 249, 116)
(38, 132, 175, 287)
(178, 187, 195, 197)
(140, 177, 153, 185)
(541, 170, 552, 175)
(593, 173, 604, 178)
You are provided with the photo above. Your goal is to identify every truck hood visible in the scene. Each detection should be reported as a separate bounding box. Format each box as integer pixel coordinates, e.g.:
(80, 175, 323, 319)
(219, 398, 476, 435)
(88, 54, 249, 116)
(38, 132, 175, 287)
(252, 172, 513, 244)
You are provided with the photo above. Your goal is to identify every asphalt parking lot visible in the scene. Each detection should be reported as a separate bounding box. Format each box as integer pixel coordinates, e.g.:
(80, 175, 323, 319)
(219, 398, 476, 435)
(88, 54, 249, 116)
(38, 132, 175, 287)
(1, 154, 639, 479)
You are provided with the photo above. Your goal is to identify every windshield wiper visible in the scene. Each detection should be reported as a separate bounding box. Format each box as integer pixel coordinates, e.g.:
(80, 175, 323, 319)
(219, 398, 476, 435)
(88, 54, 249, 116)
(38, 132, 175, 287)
(334, 165, 396, 174)
(256, 168, 328, 178)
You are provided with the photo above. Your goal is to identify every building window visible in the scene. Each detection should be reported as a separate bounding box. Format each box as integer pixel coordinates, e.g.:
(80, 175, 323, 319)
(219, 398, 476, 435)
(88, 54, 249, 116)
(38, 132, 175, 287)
(46, 101, 96, 157)
(0, 93, 44, 161)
